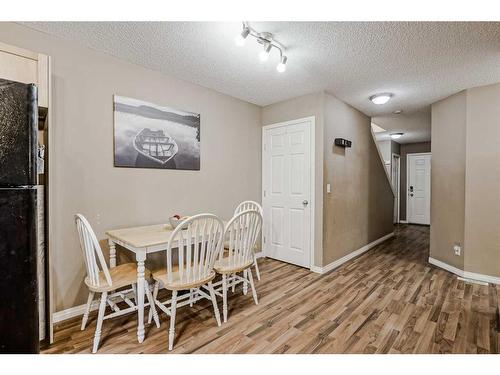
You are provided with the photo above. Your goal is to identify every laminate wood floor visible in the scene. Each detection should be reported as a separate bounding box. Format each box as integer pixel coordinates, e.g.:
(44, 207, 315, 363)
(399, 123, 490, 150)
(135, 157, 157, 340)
(43, 225, 500, 354)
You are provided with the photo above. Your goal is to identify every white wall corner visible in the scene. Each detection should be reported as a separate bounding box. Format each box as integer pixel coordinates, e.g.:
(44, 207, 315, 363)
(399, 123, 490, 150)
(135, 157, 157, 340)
(370, 127, 396, 197)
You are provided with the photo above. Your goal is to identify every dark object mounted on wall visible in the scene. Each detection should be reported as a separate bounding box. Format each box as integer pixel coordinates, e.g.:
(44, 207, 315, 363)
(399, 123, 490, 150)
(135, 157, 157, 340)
(38, 106, 48, 130)
(334, 138, 352, 148)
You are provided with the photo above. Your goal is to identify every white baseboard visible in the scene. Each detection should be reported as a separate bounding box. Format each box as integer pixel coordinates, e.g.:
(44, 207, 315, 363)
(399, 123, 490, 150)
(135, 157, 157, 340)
(53, 300, 100, 323)
(311, 232, 395, 274)
(428, 257, 465, 279)
(456, 277, 488, 286)
(53, 287, 142, 323)
(399, 220, 408, 224)
(428, 257, 500, 285)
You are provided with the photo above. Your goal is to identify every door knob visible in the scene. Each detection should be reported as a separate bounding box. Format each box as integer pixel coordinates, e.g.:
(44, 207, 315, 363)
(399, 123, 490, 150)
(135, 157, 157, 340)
(303, 200, 309, 206)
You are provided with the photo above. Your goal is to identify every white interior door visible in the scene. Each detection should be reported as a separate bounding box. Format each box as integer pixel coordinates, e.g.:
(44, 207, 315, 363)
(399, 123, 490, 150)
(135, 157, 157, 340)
(262, 119, 312, 268)
(407, 153, 431, 225)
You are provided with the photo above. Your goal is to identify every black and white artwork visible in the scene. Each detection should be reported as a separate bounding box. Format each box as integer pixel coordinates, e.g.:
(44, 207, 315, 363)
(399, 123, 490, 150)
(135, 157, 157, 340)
(113, 95, 200, 170)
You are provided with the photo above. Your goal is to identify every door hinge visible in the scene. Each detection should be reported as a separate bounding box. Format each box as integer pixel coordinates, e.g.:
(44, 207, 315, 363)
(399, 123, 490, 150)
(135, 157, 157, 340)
(263, 236, 266, 243)
(263, 190, 266, 197)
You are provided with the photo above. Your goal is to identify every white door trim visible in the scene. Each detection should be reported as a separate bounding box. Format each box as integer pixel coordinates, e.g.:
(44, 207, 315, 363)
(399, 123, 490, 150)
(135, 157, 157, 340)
(391, 153, 401, 223)
(262, 116, 315, 270)
(406, 152, 431, 225)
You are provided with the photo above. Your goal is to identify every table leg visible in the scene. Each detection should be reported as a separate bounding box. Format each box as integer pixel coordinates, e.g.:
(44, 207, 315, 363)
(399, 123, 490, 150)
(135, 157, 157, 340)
(108, 239, 116, 268)
(136, 251, 146, 343)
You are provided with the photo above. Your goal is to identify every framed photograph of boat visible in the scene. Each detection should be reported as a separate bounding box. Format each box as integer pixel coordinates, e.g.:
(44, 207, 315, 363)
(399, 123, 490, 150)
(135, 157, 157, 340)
(113, 95, 200, 170)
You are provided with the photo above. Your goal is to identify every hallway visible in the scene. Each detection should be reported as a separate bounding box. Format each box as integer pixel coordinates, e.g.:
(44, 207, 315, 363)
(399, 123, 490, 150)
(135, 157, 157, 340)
(44, 225, 499, 354)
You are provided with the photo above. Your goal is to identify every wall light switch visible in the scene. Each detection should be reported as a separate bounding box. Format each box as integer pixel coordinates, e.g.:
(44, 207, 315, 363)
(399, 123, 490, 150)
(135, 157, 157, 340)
(453, 243, 462, 256)
(327, 183, 331, 193)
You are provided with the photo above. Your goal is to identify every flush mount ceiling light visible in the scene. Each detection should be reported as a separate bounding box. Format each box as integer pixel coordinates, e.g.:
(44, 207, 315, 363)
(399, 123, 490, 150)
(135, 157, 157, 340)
(235, 22, 288, 73)
(393, 109, 403, 114)
(369, 93, 393, 105)
(390, 133, 404, 139)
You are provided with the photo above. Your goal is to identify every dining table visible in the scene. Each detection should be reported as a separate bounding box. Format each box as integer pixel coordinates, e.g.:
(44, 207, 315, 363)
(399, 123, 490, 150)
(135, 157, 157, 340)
(105, 221, 227, 343)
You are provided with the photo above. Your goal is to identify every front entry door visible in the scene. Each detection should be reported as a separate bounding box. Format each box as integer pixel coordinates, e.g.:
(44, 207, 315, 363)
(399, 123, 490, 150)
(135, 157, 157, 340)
(262, 119, 312, 268)
(407, 153, 431, 225)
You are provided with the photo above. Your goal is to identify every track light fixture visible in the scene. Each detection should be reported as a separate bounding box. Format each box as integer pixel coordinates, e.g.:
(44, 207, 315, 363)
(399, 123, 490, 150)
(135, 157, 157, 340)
(235, 22, 288, 73)
(277, 55, 288, 72)
(259, 42, 272, 62)
(235, 26, 250, 46)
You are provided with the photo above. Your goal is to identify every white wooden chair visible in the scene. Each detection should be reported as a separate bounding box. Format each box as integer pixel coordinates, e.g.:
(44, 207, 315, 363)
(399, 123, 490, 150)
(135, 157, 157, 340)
(233, 200, 263, 280)
(215, 209, 262, 322)
(150, 213, 224, 351)
(75, 214, 159, 353)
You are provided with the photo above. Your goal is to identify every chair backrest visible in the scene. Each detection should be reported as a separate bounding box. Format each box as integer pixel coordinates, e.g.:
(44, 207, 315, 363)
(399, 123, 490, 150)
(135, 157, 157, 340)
(75, 214, 112, 288)
(222, 209, 262, 268)
(234, 200, 262, 216)
(166, 213, 224, 285)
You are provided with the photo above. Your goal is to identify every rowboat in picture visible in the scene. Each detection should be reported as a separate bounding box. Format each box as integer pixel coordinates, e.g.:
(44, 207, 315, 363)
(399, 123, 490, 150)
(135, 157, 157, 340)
(133, 128, 178, 165)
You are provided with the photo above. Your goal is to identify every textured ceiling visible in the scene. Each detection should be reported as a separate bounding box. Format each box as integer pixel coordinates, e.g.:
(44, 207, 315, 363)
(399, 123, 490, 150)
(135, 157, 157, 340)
(372, 109, 431, 144)
(23, 22, 500, 142)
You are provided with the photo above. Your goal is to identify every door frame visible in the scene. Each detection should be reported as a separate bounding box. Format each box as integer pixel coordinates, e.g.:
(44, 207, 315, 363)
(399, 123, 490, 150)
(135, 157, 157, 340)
(261, 116, 316, 270)
(391, 153, 401, 223)
(406, 152, 431, 225)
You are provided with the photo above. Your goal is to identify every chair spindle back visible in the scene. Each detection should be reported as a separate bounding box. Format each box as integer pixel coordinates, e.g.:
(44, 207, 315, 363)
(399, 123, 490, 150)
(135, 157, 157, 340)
(222, 210, 262, 268)
(234, 200, 263, 216)
(166, 214, 224, 285)
(75, 214, 112, 288)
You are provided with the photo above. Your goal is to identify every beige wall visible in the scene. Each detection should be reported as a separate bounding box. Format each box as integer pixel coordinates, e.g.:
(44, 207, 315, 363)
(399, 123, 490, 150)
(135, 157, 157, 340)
(1, 22, 399, 312)
(323, 93, 394, 265)
(0, 23, 262, 311)
(399, 141, 432, 221)
(464, 84, 500, 277)
(430, 92, 466, 269)
(261, 92, 324, 266)
(431, 83, 500, 278)
(377, 140, 392, 164)
(262, 92, 394, 267)
(391, 141, 401, 158)
(375, 139, 400, 176)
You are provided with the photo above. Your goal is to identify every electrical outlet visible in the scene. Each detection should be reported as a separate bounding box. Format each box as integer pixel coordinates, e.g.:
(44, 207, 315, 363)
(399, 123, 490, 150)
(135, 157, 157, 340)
(453, 243, 461, 256)
(326, 183, 331, 193)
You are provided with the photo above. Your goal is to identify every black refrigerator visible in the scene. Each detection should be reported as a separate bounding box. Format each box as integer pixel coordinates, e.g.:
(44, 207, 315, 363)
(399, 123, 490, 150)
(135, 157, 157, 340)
(0, 78, 40, 353)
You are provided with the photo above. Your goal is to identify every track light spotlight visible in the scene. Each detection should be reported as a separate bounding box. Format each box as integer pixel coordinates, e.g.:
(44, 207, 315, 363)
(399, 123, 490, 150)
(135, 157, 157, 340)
(277, 55, 288, 72)
(235, 27, 250, 46)
(259, 42, 272, 62)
